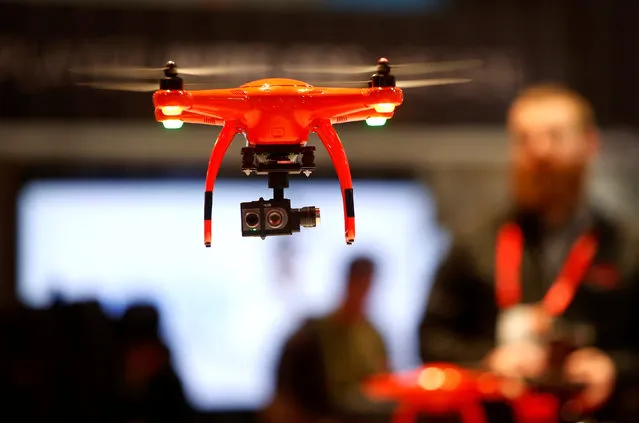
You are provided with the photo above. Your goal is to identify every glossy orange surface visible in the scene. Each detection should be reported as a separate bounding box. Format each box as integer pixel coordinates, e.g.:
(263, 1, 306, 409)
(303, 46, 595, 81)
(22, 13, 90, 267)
(152, 79, 403, 144)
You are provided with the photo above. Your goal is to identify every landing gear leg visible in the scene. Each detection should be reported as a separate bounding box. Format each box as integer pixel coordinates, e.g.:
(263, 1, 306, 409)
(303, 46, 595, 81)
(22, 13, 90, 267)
(203, 123, 237, 247)
(315, 120, 355, 245)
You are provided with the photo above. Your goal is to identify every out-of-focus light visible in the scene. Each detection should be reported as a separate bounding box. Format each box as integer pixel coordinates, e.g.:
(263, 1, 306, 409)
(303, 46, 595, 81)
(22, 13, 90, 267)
(442, 368, 461, 390)
(366, 117, 387, 126)
(162, 106, 183, 116)
(162, 120, 184, 129)
(374, 103, 395, 113)
(418, 367, 445, 390)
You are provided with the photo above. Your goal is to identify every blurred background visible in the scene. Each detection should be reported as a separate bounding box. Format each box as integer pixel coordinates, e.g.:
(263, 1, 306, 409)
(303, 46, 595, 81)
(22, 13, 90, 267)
(0, 0, 638, 422)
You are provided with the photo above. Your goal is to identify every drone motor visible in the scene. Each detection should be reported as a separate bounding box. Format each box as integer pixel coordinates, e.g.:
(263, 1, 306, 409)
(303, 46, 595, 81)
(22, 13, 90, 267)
(159, 61, 184, 91)
(369, 57, 396, 88)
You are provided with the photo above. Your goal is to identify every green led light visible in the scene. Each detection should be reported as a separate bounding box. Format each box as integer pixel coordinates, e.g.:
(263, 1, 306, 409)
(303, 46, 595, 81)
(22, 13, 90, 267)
(366, 117, 387, 127)
(162, 119, 184, 129)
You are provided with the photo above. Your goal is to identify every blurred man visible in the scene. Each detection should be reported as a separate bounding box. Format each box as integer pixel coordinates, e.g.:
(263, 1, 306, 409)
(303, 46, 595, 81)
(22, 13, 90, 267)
(114, 304, 191, 423)
(263, 256, 390, 423)
(419, 83, 639, 422)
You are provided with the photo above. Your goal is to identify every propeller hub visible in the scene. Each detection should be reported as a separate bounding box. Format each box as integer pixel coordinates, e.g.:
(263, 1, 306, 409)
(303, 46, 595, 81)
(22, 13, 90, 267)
(375, 57, 391, 75)
(163, 61, 179, 78)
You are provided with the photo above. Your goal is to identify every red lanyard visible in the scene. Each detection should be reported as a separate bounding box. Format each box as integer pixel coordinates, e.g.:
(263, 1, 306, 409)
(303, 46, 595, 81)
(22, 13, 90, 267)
(495, 222, 598, 316)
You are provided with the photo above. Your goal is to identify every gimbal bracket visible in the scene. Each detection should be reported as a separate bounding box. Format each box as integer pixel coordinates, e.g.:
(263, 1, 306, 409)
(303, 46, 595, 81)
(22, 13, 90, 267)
(241, 145, 315, 177)
(241, 144, 316, 200)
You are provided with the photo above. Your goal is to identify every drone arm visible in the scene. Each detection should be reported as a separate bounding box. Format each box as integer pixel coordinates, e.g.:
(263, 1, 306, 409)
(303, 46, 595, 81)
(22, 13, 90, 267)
(155, 108, 225, 126)
(315, 120, 355, 245)
(312, 87, 403, 121)
(188, 89, 250, 121)
(204, 123, 237, 247)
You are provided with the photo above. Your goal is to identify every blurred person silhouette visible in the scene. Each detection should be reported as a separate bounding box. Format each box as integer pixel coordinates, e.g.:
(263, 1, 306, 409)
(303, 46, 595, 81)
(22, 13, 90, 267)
(114, 303, 191, 423)
(262, 256, 391, 423)
(50, 300, 117, 422)
(419, 83, 639, 422)
(0, 307, 58, 421)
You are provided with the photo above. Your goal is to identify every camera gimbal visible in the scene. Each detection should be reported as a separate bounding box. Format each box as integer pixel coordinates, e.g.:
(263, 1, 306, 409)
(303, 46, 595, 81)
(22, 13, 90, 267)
(239, 145, 320, 240)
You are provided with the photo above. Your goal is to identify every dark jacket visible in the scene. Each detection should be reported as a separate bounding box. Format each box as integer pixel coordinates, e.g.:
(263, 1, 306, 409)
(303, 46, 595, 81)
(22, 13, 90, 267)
(419, 207, 639, 384)
(273, 318, 333, 420)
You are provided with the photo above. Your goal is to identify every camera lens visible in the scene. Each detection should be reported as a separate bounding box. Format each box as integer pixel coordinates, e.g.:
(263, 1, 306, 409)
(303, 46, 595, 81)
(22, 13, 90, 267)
(267, 210, 284, 228)
(298, 206, 320, 228)
(245, 212, 260, 228)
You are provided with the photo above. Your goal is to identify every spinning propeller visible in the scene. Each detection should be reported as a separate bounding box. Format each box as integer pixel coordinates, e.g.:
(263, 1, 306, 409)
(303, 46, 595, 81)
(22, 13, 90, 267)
(282, 58, 483, 76)
(285, 57, 482, 89)
(71, 60, 271, 92)
(70, 60, 272, 79)
(72, 57, 480, 92)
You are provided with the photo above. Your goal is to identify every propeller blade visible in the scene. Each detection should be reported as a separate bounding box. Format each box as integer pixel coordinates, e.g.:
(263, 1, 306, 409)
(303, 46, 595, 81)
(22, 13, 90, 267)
(69, 63, 273, 79)
(75, 81, 160, 92)
(282, 65, 375, 75)
(397, 78, 472, 89)
(179, 64, 273, 76)
(75, 81, 219, 92)
(311, 78, 472, 89)
(69, 66, 165, 79)
(283, 59, 483, 76)
(392, 59, 484, 76)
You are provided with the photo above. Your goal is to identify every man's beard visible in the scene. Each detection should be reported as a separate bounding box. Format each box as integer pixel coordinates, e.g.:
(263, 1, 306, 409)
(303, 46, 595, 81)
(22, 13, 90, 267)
(512, 165, 585, 220)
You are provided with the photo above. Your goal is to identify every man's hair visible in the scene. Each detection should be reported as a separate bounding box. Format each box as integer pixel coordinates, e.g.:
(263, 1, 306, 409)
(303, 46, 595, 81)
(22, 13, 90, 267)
(347, 255, 376, 280)
(509, 82, 596, 129)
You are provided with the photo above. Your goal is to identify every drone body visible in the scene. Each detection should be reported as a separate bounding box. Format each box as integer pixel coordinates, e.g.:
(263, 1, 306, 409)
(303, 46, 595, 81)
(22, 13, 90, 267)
(152, 71, 404, 247)
(154, 78, 403, 142)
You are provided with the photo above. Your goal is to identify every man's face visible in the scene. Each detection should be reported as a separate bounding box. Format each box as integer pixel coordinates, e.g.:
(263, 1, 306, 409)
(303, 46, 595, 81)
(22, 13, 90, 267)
(507, 96, 597, 211)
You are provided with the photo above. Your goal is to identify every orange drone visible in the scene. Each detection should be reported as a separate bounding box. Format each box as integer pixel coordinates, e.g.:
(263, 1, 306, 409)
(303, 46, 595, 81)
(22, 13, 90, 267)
(76, 57, 478, 246)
